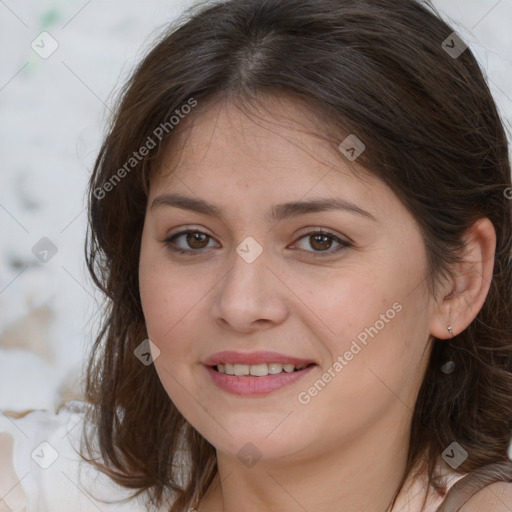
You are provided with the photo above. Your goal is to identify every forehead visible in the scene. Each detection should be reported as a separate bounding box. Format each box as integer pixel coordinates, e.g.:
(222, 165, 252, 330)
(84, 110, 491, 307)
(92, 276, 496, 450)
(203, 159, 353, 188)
(155, 97, 362, 178)
(147, 96, 396, 222)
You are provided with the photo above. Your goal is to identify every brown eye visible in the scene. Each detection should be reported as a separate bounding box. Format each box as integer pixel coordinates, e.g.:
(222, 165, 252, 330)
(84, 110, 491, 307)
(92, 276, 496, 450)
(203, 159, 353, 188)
(185, 232, 209, 249)
(309, 234, 334, 251)
(163, 228, 351, 257)
(292, 230, 351, 256)
(164, 230, 217, 254)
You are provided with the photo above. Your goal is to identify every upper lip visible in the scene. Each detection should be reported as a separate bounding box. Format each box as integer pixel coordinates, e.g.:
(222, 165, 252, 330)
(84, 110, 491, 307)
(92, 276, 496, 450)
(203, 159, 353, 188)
(203, 351, 316, 367)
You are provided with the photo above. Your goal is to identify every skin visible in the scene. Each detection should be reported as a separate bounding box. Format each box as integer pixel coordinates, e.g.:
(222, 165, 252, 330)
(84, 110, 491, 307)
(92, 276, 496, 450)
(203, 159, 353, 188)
(138, 95, 496, 512)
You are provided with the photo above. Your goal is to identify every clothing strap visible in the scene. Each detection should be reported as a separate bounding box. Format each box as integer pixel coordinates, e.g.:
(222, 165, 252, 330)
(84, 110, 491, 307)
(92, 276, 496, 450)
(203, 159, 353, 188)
(435, 461, 512, 512)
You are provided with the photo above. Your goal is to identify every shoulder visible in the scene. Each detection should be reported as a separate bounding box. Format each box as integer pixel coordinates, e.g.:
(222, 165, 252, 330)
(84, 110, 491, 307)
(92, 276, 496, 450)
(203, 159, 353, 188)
(0, 401, 156, 511)
(459, 481, 512, 511)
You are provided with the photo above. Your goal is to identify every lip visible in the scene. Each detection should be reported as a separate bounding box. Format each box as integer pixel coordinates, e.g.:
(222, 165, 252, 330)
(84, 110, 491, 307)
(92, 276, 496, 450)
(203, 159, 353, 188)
(204, 363, 317, 396)
(203, 350, 316, 366)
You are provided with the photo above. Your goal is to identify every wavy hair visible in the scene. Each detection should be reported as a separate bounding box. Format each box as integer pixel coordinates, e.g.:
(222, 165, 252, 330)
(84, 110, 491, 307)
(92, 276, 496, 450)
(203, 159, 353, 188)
(81, 0, 512, 510)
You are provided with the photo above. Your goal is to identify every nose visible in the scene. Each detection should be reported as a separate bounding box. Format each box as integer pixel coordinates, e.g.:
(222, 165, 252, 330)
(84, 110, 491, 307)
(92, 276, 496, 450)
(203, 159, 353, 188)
(211, 245, 289, 333)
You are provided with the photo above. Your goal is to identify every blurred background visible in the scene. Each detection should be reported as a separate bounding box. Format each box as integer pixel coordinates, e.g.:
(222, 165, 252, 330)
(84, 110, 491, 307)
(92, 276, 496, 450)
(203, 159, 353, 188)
(0, 0, 511, 411)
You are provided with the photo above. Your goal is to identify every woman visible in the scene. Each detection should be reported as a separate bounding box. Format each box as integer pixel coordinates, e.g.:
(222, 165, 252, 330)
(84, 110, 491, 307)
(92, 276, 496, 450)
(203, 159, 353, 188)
(2, 0, 512, 510)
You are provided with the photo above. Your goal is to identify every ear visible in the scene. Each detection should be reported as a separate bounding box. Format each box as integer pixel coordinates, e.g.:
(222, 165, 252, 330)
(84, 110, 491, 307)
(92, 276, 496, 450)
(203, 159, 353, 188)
(429, 217, 496, 340)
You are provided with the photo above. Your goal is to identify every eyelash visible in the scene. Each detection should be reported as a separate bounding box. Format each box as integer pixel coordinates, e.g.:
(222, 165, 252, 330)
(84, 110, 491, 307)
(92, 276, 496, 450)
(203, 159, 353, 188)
(162, 229, 352, 257)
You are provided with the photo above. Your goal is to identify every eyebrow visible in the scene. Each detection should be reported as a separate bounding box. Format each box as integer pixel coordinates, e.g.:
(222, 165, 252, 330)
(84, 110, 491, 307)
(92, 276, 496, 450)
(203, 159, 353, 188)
(150, 193, 376, 223)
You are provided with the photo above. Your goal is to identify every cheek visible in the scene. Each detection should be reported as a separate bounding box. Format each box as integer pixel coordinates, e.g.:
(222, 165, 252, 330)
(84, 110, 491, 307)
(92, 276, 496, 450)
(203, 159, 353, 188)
(139, 268, 194, 348)
(138, 257, 203, 416)
(139, 235, 190, 340)
(295, 253, 431, 401)
(139, 248, 212, 379)
(291, 267, 399, 353)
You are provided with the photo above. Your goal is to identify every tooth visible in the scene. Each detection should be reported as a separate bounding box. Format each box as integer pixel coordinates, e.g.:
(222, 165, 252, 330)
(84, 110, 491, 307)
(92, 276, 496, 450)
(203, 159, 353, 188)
(215, 362, 310, 376)
(249, 364, 269, 376)
(268, 363, 283, 374)
(233, 364, 250, 376)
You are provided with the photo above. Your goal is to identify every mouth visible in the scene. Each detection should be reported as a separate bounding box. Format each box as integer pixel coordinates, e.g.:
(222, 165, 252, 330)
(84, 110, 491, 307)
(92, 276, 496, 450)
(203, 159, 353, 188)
(204, 361, 317, 396)
(202, 351, 318, 395)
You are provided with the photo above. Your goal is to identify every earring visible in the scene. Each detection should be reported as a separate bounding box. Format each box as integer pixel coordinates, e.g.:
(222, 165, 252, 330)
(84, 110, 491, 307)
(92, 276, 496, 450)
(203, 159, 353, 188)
(447, 325, 453, 338)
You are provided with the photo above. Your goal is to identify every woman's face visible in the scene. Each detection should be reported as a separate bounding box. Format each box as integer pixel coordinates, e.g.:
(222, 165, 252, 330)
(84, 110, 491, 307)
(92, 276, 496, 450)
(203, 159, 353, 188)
(139, 97, 438, 464)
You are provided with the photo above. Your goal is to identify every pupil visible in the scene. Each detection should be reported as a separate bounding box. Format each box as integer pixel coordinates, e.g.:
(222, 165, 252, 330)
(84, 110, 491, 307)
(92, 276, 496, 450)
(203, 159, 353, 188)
(188, 233, 207, 249)
(311, 234, 331, 251)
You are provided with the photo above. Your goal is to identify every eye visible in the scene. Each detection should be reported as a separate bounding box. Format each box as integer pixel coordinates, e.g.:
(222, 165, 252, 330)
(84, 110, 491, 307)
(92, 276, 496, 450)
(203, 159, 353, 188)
(163, 229, 217, 254)
(163, 228, 352, 257)
(291, 229, 352, 256)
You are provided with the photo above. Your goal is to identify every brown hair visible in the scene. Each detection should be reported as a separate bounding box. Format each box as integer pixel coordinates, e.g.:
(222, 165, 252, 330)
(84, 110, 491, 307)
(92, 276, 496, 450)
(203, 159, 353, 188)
(82, 0, 512, 510)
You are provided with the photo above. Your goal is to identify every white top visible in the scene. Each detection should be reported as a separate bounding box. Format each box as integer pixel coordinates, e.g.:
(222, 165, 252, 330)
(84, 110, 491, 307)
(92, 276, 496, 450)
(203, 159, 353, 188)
(0, 401, 165, 512)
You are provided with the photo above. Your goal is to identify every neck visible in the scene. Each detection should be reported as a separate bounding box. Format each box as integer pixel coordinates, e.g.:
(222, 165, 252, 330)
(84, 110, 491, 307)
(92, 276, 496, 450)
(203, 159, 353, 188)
(197, 411, 413, 512)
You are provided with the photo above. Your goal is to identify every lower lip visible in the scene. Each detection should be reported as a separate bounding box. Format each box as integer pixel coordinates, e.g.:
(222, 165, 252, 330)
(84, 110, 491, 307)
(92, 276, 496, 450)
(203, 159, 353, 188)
(204, 364, 316, 396)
